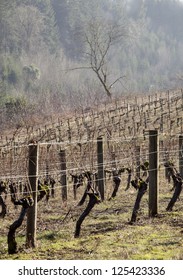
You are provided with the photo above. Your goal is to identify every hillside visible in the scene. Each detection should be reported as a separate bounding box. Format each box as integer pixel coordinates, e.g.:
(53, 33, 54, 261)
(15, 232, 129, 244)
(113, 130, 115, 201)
(1, 88, 183, 260)
(1, 0, 183, 121)
(0, 88, 183, 181)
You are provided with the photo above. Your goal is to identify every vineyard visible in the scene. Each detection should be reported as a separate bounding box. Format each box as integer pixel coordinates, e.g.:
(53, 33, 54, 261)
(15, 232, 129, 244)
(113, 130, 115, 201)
(0, 89, 183, 260)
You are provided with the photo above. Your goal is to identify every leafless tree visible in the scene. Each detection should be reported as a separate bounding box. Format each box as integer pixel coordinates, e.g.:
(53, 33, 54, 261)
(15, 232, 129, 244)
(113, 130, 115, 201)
(81, 18, 129, 98)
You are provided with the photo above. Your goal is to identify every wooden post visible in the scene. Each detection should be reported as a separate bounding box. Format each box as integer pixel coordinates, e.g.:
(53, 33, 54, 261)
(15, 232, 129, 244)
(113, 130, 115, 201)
(60, 149, 67, 201)
(46, 144, 51, 181)
(167, 90, 170, 118)
(135, 146, 141, 178)
(144, 112, 147, 129)
(26, 143, 39, 248)
(148, 95, 151, 110)
(160, 114, 163, 132)
(179, 135, 183, 178)
(149, 130, 159, 217)
(97, 137, 105, 201)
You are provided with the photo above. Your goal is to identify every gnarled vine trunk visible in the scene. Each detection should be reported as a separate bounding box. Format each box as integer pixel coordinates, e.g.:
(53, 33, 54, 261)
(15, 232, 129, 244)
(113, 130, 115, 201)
(75, 193, 100, 238)
(7, 197, 33, 254)
(129, 179, 148, 224)
(0, 195, 7, 218)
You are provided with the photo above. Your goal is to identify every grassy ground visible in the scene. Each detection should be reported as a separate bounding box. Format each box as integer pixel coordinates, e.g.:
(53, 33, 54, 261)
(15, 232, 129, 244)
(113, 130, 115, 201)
(0, 175, 183, 260)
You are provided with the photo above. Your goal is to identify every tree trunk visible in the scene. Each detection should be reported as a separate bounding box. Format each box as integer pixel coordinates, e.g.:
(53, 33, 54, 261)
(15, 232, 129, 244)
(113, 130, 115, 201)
(77, 183, 92, 206)
(75, 193, 100, 237)
(109, 176, 121, 200)
(8, 207, 28, 254)
(77, 172, 93, 206)
(125, 168, 132, 191)
(8, 197, 33, 254)
(129, 181, 148, 224)
(166, 176, 182, 211)
(0, 196, 7, 218)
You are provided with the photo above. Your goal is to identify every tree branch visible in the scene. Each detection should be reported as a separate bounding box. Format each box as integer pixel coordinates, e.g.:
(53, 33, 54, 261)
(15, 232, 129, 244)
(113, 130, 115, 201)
(109, 76, 126, 89)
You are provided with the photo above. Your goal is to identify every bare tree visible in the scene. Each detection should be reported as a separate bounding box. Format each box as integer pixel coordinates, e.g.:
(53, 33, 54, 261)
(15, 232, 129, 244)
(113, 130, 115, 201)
(65, 0, 145, 98)
(81, 18, 129, 98)
(66, 1, 133, 98)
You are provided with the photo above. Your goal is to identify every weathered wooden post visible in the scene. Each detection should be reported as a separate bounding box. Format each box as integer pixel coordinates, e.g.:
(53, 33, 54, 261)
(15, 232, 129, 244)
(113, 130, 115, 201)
(149, 130, 159, 217)
(135, 146, 141, 178)
(26, 142, 39, 248)
(179, 135, 183, 178)
(160, 114, 163, 132)
(60, 149, 67, 201)
(148, 95, 151, 110)
(144, 112, 147, 129)
(46, 144, 51, 181)
(97, 137, 105, 201)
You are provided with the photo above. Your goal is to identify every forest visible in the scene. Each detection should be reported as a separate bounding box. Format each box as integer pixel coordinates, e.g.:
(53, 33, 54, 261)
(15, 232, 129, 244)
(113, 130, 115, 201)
(0, 0, 183, 129)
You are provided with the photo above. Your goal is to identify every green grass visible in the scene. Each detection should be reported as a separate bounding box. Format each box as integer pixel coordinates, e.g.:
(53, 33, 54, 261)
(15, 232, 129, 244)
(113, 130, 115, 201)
(1, 181, 183, 260)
